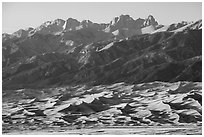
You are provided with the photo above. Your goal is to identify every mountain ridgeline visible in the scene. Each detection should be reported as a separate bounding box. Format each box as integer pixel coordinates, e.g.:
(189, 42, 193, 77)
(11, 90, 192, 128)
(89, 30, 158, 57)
(2, 14, 202, 89)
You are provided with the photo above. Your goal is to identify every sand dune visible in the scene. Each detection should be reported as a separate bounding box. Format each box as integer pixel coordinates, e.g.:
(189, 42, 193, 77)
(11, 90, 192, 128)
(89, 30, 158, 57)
(2, 81, 202, 134)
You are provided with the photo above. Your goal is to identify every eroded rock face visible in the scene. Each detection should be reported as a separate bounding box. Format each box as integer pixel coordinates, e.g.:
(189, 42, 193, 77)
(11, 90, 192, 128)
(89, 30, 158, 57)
(2, 81, 202, 132)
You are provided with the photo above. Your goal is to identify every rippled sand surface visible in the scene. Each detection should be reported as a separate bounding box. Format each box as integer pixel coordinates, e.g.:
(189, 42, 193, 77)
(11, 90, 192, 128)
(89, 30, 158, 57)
(3, 81, 202, 134)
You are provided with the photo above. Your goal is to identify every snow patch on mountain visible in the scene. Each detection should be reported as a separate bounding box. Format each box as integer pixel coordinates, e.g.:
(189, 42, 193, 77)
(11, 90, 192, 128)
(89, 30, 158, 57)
(172, 20, 202, 33)
(151, 25, 169, 34)
(141, 25, 155, 34)
(65, 40, 74, 46)
(112, 30, 120, 36)
(99, 42, 114, 51)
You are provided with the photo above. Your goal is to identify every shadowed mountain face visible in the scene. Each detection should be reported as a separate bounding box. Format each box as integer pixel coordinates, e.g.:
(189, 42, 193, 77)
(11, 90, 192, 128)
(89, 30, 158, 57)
(2, 15, 202, 90)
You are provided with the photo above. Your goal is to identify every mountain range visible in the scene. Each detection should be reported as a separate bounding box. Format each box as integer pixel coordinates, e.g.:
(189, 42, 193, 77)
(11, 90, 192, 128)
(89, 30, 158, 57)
(2, 14, 202, 90)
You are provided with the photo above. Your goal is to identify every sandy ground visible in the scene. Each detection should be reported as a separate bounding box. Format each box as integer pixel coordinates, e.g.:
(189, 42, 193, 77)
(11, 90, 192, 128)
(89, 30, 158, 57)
(4, 126, 202, 135)
(3, 82, 202, 135)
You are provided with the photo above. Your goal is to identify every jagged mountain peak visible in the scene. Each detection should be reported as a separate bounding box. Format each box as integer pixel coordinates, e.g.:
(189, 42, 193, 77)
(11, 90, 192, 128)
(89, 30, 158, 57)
(110, 16, 119, 25)
(110, 14, 134, 25)
(11, 28, 34, 38)
(2, 33, 11, 42)
(25, 27, 34, 31)
(106, 14, 159, 34)
(64, 18, 80, 31)
(80, 20, 94, 27)
(2, 27, 34, 41)
(152, 19, 202, 34)
(3, 14, 201, 43)
(119, 14, 133, 20)
(81, 19, 93, 24)
(106, 14, 136, 33)
(66, 17, 80, 23)
(53, 18, 65, 25)
(33, 19, 66, 35)
(143, 14, 158, 27)
(39, 19, 65, 28)
(147, 15, 154, 20)
(2, 33, 10, 37)
(172, 19, 202, 32)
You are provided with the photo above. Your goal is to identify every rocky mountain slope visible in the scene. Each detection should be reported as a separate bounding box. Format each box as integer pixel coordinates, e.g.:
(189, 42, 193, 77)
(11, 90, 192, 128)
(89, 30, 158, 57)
(2, 15, 202, 90)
